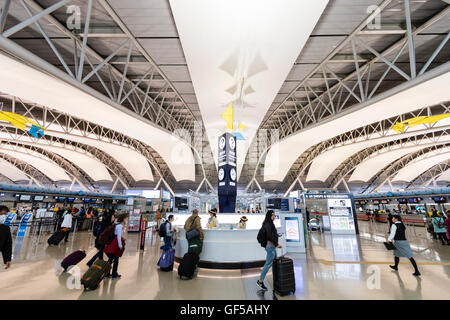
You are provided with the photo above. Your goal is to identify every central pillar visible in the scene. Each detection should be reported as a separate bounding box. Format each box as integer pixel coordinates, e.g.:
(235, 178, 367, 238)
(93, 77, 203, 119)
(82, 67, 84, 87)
(218, 132, 237, 213)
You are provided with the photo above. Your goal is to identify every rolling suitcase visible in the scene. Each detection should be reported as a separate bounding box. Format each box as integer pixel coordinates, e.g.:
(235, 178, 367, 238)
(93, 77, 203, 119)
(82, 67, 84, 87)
(80, 258, 111, 290)
(187, 239, 203, 256)
(158, 248, 175, 272)
(178, 252, 199, 280)
(272, 256, 295, 296)
(47, 230, 66, 246)
(61, 250, 86, 271)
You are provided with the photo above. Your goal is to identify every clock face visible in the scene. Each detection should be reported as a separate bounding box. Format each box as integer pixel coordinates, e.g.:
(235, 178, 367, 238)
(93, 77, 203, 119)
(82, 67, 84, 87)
(219, 137, 226, 150)
(229, 136, 236, 150)
(230, 168, 237, 181)
(218, 168, 225, 181)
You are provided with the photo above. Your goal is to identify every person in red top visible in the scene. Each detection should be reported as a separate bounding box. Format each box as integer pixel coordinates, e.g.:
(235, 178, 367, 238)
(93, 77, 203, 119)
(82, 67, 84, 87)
(444, 210, 450, 242)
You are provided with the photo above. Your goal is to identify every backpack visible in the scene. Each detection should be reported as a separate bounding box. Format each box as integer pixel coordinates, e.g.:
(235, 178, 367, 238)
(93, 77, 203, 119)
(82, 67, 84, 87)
(436, 217, 445, 229)
(158, 221, 168, 237)
(98, 225, 115, 246)
(257, 226, 267, 248)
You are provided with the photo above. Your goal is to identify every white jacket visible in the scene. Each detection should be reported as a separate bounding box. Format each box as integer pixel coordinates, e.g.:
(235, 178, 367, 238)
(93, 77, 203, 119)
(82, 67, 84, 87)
(61, 213, 73, 229)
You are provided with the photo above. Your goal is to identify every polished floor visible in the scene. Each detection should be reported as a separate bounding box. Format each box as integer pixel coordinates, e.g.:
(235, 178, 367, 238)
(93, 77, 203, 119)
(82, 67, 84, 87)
(0, 221, 449, 300)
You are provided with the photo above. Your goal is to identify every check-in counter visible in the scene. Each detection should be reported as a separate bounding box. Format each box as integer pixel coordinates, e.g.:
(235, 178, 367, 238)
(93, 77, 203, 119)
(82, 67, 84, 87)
(356, 213, 427, 226)
(172, 213, 287, 269)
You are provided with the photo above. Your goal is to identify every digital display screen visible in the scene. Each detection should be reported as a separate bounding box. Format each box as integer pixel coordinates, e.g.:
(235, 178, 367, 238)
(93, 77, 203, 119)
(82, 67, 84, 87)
(397, 198, 407, 204)
(280, 198, 290, 211)
(407, 197, 422, 204)
(142, 190, 161, 199)
(34, 195, 44, 201)
(433, 196, 446, 203)
(56, 197, 66, 202)
(162, 191, 171, 200)
(380, 199, 389, 204)
(19, 194, 31, 201)
(285, 217, 300, 242)
(90, 198, 97, 203)
(373, 200, 380, 204)
(67, 197, 75, 202)
(83, 198, 90, 203)
(175, 197, 188, 210)
(267, 198, 281, 209)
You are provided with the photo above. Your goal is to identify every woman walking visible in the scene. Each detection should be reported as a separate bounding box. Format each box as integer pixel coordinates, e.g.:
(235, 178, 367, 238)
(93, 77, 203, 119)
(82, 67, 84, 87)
(257, 210, 282, 290)
(104, 214, 127, 279)
(388, 215, 420, 276)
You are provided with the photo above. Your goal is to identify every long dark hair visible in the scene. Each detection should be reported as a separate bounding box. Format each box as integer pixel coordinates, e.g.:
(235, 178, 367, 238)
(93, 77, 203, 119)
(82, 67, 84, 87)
(263, 210, 275, 225)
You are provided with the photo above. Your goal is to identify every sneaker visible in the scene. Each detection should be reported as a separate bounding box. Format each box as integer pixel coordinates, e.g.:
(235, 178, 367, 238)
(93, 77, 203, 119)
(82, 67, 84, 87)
(256, 280, 267, 291)
(412, 271, 421, 276)
(112, 274, 122, 279)
(389, 265, 398, 271)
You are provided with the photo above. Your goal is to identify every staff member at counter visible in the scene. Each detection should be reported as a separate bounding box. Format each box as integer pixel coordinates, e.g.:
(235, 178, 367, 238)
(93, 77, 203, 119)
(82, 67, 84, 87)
(238, 216, 248, 229)
(207, 208, 218, 229)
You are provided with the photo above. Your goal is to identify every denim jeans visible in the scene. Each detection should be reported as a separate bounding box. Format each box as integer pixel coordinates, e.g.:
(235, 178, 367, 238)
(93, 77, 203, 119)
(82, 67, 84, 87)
(260, 246, 277, 281)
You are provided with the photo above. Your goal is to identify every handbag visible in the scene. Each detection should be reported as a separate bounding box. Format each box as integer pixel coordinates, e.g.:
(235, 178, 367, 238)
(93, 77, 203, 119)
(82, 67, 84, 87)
(383, 241, 396, 250)
(104, 236, 126, 257)
(186, 216, 200, 240)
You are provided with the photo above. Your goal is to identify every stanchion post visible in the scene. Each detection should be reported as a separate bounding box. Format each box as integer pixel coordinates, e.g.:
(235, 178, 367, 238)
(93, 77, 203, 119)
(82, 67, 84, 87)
(139, 217, 148, 251)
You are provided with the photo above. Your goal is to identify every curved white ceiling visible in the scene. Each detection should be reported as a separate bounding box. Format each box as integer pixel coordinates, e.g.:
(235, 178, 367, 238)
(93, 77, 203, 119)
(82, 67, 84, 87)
(45, 129, 154, 182)
(0, 146, 71, 181)
(306, 124, 450, 182)
(350, 137, 450, 182)
(0, 158, 29, 182)
(437, 169, 450, 182)
(264, 69, 450, 181)
(392, 150, 450, 182)
(0, 131, 112, 182)
(0, 52, 194, 181)
(170, 0, 329, 178)
(350, 146, 423, 183)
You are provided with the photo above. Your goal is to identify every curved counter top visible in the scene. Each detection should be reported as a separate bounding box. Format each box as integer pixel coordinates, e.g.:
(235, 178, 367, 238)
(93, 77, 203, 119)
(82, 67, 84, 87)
(174, 228, 286, 269)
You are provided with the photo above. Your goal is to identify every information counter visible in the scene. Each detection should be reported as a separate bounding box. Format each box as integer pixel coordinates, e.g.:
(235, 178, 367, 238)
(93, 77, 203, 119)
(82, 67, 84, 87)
(172, 213, 305, 269)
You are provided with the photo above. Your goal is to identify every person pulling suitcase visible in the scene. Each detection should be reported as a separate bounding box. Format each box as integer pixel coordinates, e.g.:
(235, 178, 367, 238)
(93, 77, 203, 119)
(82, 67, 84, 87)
(179, 209, 204, 279)
(256, 210, 282, 291)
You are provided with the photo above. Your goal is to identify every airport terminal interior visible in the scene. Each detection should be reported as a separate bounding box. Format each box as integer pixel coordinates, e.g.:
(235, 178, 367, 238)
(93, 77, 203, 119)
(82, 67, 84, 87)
(0, 0, 449, 301)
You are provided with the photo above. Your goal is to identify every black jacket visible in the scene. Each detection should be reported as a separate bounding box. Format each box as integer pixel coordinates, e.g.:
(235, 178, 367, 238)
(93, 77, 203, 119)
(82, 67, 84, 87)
(262, 221, 279, 247)
(0, 224, 12, 264)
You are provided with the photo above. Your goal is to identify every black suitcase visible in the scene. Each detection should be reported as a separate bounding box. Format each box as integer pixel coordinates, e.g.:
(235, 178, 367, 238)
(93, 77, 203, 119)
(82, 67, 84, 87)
(272, 256, 295, 296)
(47, 230, 66, 246)
(178, 252, 199, 280)
(80, 258, 111, 290)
